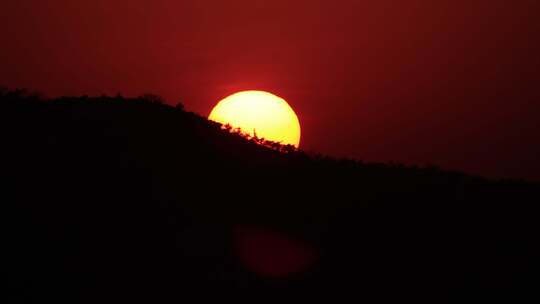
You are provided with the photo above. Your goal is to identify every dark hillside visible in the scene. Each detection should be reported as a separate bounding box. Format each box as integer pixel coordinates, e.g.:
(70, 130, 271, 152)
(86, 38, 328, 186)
(3, 90, 539, 303)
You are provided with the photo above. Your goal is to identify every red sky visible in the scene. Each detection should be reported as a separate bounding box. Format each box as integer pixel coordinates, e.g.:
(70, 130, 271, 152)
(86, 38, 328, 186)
(1, 0, 539, 180)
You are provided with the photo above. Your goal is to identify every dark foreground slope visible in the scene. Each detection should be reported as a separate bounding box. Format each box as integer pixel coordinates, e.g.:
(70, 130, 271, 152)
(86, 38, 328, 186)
(3, 90, 540, 303)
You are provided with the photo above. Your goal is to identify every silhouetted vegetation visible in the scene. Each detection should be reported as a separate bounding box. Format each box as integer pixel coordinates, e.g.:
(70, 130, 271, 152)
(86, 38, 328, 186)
(220, 123, 298, 153)
(3, 89, 539, 303)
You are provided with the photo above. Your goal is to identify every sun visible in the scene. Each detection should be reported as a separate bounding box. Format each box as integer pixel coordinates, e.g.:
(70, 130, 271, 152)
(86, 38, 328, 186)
(208, 91, 301, 148)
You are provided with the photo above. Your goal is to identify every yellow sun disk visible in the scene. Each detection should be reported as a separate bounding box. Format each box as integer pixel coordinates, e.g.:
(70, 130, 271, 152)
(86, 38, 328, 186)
(208, 91, 301, 147)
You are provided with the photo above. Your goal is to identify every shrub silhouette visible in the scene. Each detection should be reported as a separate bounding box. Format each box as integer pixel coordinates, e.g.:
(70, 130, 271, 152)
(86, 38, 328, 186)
(218, 123, 298, 153)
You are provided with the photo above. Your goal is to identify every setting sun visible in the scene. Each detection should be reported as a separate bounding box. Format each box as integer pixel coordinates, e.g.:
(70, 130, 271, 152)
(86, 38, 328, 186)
(208, 91, 301, 147)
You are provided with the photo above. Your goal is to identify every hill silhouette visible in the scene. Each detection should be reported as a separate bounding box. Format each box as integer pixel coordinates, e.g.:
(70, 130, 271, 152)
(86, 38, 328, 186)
(3, 89, 540, 303)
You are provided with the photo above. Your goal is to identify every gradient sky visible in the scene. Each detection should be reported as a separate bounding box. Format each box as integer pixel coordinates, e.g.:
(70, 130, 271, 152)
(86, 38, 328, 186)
(1, 0, 539, 180)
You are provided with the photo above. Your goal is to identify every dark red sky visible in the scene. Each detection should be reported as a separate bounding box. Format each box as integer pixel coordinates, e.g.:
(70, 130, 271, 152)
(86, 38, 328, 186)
(2, 1, 540, 180)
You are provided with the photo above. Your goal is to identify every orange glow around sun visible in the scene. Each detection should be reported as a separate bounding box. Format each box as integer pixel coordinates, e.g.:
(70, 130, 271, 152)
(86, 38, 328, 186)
(208, 91, 301, 148)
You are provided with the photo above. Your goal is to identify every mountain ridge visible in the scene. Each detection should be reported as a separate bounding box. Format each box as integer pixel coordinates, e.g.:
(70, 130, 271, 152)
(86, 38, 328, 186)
(3, 89, 539, 303)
